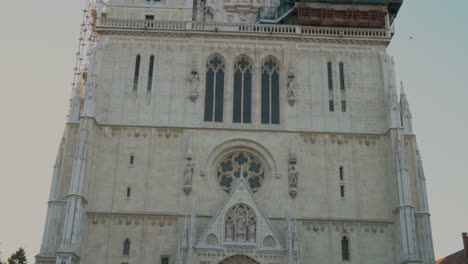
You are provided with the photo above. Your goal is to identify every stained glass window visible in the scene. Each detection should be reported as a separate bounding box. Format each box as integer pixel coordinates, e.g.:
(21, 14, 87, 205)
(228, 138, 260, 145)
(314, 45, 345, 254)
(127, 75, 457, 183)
(204, 54, 225, 122)
(217, 152, 264, 193)
(233, 55, 252, 123)
(261, 56, 280, 124)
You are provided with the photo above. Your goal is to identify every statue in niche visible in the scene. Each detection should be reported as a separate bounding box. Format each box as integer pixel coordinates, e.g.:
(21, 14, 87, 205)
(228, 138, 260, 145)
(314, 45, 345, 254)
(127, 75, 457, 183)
(248, 217, 256, 242)
(288, 164, 298, 198)
(183, 162, 195, 194)
(236, 207, 247, 241)
(287, 71, 297, 105)
(189, 60, 200, 102)
(225, 204, 256, 243)
(225, 217, 234, 241)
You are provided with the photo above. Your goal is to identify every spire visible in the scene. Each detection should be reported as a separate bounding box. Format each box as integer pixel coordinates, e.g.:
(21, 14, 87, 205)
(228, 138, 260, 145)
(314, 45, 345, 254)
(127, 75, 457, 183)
(399, 81, 413, 134)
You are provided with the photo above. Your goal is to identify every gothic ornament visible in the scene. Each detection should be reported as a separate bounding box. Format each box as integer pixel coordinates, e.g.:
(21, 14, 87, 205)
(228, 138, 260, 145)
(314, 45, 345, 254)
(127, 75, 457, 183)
(225, 204, 257, 243)
(286, 70, 297, 105)
(217, 152, 264, 193)
(219, 255, 259, 264)
(184, 162, 195, 194)
(288, 165, 298, 198)
(189, 60, 200, 102)
(184, 136, 195, 194)
(288, 144, 298, 198)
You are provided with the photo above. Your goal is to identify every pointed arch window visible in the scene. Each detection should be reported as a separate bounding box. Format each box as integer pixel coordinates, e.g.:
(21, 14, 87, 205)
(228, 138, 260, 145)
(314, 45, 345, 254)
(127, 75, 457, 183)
(123, 239, 130, 256)
(204, 54, 225, 122)
(147, 55, 155, 91)
(261, 56, 280, 124)
(339, 62, 345, 91)
(233, 55, 252, 123)
(133, 55, 141, 91)
(341, 236, 350, 261)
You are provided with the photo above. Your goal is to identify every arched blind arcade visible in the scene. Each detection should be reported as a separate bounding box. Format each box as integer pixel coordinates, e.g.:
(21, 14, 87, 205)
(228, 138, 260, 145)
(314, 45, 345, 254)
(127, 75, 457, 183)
(233, 55, 252, 123)
(261, 57, 280, 124)
(204, 54, 225, 122)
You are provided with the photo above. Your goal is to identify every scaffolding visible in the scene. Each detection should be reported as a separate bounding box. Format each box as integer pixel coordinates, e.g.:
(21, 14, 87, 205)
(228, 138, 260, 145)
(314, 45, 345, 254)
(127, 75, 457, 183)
(256, 0, 402, 25)
(70, 0, 106, 100)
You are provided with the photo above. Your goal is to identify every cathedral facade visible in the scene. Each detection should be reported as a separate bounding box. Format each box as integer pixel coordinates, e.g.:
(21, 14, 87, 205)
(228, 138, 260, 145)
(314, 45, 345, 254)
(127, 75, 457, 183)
(35, 1, 436, 264)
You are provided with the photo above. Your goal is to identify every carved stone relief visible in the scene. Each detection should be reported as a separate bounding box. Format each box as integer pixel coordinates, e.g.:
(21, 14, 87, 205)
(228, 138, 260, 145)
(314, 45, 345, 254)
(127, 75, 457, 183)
(286, 70, 297, 105)
(225, 204, 257, 243)
(263, 235, 276, 248)
(288, 145, 298, 198)
(219, 255, 259, 264)
(189, 59, 200, 102)
(205, 234, 218, 246)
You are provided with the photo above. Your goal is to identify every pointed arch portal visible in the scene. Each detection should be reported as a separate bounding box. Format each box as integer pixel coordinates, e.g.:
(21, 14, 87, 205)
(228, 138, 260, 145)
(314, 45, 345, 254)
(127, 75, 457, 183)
(219, 255, 259, 264)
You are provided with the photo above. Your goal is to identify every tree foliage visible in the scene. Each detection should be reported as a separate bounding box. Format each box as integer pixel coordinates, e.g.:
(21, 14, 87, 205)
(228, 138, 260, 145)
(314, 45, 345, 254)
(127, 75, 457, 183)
(7, 248, 27, 264)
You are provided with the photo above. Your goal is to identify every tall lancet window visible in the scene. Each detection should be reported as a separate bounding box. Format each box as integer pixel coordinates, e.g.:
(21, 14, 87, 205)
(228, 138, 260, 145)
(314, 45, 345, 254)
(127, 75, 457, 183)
(261, 56, 280, 124)
(147, 55, 155, 91)
(233, 55, 252, 123)
(133, 55, 141, 91)
(341, 236, 350, 261)
(204, 54, 225, 122)
(123, 239, 130, 256)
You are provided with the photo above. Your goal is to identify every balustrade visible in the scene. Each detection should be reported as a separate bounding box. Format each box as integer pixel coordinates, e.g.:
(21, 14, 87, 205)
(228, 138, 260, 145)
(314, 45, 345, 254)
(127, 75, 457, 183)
(97, 18, 390, 39)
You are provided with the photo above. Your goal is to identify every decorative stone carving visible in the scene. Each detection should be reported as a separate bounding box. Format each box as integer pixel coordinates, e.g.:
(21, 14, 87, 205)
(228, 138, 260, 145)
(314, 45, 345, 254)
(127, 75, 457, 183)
(184, 162, 195, 194)
(205, 234, 218, 246)
(217, 152, 264, 193)
(225, 204, 257, 242)
(189, 60, 200, 102)
(288, 144, 298, 198)
(288, 165, 298, 198)
(223, 0, 263, 13)
(263, 235, 276, 248)
(286, 71, 296, 105)
(184, 136, 195, 194)
(219, 255, 259, 264)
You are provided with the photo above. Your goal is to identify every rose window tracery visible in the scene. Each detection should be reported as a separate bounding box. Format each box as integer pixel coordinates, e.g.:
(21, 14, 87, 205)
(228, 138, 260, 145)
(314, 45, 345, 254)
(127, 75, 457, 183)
(217, 152, 265, 193)
(225, 204, 257, 243)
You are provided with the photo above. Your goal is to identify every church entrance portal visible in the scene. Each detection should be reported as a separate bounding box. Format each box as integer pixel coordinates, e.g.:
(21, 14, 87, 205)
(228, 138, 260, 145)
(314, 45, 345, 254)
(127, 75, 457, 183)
(218, 255, 259, 264)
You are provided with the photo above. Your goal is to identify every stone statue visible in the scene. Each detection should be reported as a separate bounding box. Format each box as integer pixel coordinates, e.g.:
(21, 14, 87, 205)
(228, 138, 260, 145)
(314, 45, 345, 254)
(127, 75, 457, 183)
(184, 162, 194, 185)
(183, 162, 195, 194)
(236, 208, 247, 241)
(289, 164, 298, 198)
(189, 61, 200, 102)
(226, 217, 234, 241)
(287, 71, 296, 105)
(248, 217, 256, 242)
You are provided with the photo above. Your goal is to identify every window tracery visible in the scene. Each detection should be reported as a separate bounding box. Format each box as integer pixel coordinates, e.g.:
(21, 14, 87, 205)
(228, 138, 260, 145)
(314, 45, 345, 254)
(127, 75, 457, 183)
(261, 56, 280, 124)
(225, 204, 257, 243)
(217, 152, 264, 193)
(233, 55, 253, 123)
(204, 54, 225, 122)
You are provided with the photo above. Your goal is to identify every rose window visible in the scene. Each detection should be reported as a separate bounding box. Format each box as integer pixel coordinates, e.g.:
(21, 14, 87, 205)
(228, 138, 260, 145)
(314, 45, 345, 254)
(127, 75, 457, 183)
(217, 152, 265, 193)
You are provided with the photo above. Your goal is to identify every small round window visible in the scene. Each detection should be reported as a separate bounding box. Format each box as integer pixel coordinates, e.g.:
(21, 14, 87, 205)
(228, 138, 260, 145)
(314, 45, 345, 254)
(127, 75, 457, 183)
(217, 152, 265, 193)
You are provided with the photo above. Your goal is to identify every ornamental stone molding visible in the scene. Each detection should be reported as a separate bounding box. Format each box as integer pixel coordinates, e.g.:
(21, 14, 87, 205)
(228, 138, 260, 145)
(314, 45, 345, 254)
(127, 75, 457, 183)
(300, 133, 381, 146)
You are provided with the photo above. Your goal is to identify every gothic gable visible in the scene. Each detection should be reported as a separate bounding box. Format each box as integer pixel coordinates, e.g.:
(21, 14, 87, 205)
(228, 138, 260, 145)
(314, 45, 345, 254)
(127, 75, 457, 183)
(196, 180, 282, 250)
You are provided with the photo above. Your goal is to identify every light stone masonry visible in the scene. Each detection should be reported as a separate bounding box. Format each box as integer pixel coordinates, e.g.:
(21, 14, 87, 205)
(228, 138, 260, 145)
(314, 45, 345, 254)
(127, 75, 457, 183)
(35, 1, 436, 264)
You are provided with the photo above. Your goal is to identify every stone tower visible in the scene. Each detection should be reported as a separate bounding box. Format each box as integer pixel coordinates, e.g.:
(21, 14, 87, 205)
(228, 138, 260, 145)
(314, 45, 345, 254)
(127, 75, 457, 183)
(35, 1, 436, 264)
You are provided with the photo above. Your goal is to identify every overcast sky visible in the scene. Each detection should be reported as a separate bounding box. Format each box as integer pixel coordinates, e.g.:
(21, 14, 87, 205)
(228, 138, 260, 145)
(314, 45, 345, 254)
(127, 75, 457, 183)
(0, 0, 467, 262)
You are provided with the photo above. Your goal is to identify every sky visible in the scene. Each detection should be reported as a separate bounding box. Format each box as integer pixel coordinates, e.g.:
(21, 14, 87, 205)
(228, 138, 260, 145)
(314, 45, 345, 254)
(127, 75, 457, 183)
(0, 0, 467, 262)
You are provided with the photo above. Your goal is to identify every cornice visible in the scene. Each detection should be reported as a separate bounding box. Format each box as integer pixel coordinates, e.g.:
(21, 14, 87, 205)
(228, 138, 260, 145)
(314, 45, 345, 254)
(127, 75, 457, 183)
(97, 29, 391, 46)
